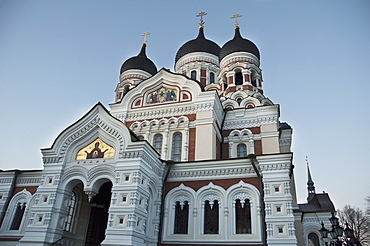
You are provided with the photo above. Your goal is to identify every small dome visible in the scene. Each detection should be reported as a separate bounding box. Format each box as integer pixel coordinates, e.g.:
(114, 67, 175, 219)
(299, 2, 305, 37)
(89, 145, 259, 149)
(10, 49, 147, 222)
(120, 44, 157, 75)
(219, 27, 260, 61)
(175, 27, 221, 63)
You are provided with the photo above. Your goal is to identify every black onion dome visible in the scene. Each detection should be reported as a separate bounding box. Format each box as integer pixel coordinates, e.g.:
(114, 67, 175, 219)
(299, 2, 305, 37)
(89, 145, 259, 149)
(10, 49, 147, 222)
(175, 27, 221, 63)
(219, 27, 260, 61)
(120, 44, 157, 75)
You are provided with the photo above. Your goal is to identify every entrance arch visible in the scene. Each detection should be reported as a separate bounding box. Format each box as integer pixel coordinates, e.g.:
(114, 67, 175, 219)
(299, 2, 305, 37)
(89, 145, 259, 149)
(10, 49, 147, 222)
(85, 181, 113, 246)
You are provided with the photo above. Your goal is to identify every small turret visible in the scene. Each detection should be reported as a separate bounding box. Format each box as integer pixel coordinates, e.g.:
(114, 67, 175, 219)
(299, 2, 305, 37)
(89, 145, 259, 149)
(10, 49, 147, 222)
(115, 32, 157, 102)
(219, 14, 263, 98)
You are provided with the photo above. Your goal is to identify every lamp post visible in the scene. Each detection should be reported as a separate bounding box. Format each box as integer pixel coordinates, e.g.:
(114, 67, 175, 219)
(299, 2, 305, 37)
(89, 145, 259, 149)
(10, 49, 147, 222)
(319, 212, 355, 246)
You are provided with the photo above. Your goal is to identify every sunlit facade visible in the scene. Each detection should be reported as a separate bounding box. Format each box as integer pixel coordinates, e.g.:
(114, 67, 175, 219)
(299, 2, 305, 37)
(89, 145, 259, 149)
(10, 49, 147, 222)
(0, 17, 335, 246)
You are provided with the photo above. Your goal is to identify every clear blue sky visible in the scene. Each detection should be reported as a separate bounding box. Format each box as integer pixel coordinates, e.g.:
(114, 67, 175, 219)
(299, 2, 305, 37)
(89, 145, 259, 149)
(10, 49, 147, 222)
(0, 0, 369, 210)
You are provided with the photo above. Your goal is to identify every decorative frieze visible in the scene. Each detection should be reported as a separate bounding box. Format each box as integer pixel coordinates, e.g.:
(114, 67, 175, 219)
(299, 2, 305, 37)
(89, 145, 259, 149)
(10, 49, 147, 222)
(259, 162, 291, 172)
(0, 178, 14, 184)
(169, 166, 255, 179)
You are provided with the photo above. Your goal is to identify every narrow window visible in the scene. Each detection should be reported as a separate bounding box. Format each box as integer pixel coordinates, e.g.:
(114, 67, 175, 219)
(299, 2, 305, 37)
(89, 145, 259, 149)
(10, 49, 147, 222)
(10, 202, 26, 230)
(204, 200, 219, 234)
(235, 199, 251, 234)
(235, 70, 243, 85)
(64, 191, 76, 232)
(137, 135, 144, 140)
(171, 132, 182, 162)
(252, 79, 257, 87)
(191, 71, 197, 80)
(251, 71, 257, 87)
(174, 201, 189, 234)
(223, 75, 228, 90)
(237, 143, 247, 157)
(153, 133, 163, 155)
(210, 72, 215, 84)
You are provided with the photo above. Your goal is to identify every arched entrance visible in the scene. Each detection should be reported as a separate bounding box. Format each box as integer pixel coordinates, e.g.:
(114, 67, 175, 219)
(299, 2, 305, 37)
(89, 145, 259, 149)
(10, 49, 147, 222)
(85, 181, 112, 246)
(308, 232, 320, 246)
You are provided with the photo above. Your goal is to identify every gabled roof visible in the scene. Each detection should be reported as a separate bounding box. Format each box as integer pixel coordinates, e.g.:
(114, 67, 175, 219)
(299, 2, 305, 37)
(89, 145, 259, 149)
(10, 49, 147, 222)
(298, 193, 335, 213)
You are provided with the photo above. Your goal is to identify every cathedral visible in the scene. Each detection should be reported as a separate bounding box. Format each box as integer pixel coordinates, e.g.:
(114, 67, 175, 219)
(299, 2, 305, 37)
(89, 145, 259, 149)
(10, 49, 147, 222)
(0, 14, 335, 246)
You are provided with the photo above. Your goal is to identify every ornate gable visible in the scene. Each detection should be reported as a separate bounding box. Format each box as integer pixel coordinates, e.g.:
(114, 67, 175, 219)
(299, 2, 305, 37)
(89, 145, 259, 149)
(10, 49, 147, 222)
(111, 69, 204, 110)
(41, 103, 134, 165)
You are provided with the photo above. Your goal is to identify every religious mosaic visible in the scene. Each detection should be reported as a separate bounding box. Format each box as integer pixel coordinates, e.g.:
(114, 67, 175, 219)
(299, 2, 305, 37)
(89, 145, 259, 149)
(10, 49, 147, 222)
(146, 86, 177, 105)
(76, 138, 115, 160)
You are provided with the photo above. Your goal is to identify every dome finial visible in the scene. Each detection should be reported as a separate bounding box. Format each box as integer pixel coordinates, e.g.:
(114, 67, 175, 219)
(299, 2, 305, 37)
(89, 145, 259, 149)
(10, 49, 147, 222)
(231, 14, 242, 29)
(142, 31, 150, 45)
(196, 11, 207, 28)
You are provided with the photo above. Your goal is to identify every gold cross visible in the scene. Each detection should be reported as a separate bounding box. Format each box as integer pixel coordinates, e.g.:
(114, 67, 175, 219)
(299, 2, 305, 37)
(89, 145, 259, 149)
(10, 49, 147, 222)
(196, 12, 207, 27)
(142, 31, 150, 44)
(231, 14, 242, 27)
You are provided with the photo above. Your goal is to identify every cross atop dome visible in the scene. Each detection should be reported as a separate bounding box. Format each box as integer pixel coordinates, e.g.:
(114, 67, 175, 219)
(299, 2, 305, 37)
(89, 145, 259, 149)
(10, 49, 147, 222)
(231, 14, 241, 28)
(196, 11, 207, 28)
(142, 31, 150, 44)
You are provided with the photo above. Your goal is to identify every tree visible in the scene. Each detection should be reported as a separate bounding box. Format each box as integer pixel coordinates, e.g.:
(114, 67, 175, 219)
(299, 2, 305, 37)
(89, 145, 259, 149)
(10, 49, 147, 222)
(338, 197, 370, 246)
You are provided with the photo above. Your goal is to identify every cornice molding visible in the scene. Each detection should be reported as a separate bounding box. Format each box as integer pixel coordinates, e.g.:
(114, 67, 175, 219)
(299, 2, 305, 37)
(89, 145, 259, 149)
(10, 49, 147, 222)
(223, 116, 278, 129)
(113, 99, 224, 128)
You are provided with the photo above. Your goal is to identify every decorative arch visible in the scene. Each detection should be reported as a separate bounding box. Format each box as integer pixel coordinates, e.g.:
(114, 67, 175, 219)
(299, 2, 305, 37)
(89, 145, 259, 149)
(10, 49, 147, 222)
(222, 99, 239, 110)
(228, 129, 255, 157)
(225, 181, 262, 238)
(163, 184, 196, 237)
(0, 189, 33, 233)
(60, 166, 89, 189)
(130, 116, 190, 160)
(197, 183, 225, 235)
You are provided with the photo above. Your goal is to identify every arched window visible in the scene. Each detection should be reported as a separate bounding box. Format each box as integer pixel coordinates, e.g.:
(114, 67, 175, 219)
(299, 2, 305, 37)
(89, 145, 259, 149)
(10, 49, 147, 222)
(171, 132, 182, 161)
(174, 201, 189, 234)
(237, 143, 247, 157)
(308, 232, 320, 246)
(235, 70, 243, 85)
(235, 199, 251, 234)
(64, 191, 76, 232)
(153, 133, 163, 155)
(10, 202, 26, 230)
(191, 71, 197, 80)
(204, 200, 219, 234)
(210, 72, 215, 84)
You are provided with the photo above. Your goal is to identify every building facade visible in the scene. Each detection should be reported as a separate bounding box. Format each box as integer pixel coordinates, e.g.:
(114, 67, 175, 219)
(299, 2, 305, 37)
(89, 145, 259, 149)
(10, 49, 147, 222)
(0, 17, 335, 246)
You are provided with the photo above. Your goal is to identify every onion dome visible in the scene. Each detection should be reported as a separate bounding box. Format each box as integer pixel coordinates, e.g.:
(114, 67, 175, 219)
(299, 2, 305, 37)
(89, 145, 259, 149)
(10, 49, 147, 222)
(175, 27, 221, 63)
(120, 43, 157, 75)
(219, 27, 260, 61)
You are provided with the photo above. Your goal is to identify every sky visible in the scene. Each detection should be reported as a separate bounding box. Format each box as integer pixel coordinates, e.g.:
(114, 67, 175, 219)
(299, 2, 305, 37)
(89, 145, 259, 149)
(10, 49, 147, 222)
(0, 0, 369, 211)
